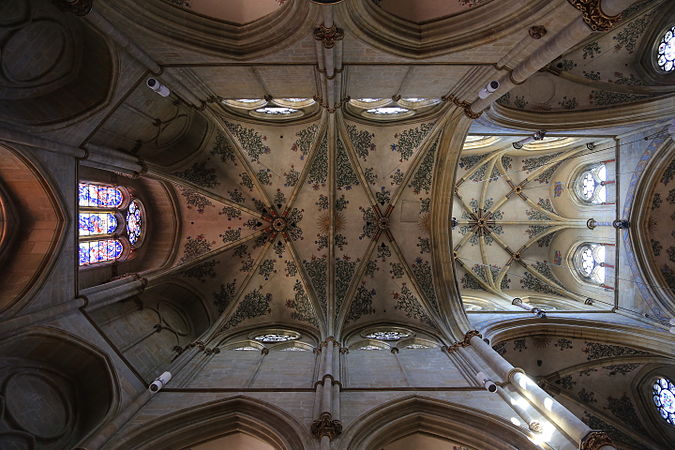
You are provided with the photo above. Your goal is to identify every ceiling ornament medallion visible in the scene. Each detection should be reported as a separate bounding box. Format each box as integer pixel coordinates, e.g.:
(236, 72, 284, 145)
(567, 0, 621, 32)
(466, 208, 499, 238)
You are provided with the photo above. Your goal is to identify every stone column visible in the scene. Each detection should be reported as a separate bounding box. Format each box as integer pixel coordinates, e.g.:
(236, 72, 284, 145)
(470, 0, 639, 115)
(469, 333, 616, 449)
(81, 274, 148, 311)
(311, 338, 342, 448)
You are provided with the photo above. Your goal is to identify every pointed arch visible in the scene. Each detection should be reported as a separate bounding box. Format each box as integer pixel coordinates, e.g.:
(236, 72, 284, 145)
(341, 395, 534, 450)
(113, 396, 311, 450)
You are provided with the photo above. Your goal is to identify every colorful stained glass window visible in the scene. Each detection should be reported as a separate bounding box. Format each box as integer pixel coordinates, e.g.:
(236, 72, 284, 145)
(78, 183, 124, 208)
(656, 26, 675, 73)
(126, 200, 143, 246)
(652, 377, 675, 425)
(79, 239, 123, 266)
(78, 181, 145, 267)
(79, 213, 118, 236)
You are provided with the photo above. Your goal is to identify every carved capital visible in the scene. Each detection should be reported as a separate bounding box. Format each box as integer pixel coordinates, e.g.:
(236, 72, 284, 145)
(528, 25, 547, 39)
(463, 329, 482, 345)
(580, 430, 614, 450)
(311, 412, 343, 440)
(52, 0, 93, 16)
(567, 0, 620, 32)
(314, 25, 344, 49)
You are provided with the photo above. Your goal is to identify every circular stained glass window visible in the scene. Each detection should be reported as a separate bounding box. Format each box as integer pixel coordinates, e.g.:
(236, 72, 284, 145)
(656, 26, 675, 72)
(126, 200, 143, 246)
(652, 377, 675, 425)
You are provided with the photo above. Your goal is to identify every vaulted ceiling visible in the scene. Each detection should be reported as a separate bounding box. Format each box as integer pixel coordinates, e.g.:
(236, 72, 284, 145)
(165, 110, 457, 340)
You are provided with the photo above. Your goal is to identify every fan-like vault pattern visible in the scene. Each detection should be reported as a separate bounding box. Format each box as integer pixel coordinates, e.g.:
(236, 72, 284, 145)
(452, 136, 615, 310)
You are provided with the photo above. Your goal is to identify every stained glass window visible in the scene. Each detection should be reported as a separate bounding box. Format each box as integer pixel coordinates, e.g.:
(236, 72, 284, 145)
(253, 333, 298, 343)
(126, 200, 143, 246)
(574, 164, 608, 204)
(79, 213, 118, 236)
(78, 183, 124, 208)
(359, 345, 384, 351)
(656, 26, 675, 73)
(364, 330, 411, 341)
(254, 107, 299, 115)
(78, 181, 145, 267)
(652, 377, 675, 425)
(365, 107, 410, 115)
(234, 346, 259, 351)
(404, 344, 431, 349)
(574, 244, 606, 284)
(79, 239, 124, 266)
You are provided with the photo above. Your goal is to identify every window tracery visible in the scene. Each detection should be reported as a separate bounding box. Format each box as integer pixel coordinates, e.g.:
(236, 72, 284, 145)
(222, 97, 317, 120)
(348, 97, 441, 120)
(652, 376, 675, 425)
(656, 25, 675, 73)
(574, 164, 609, 205)
(573, 243, 607, 284)
(78, 182, 145, 266)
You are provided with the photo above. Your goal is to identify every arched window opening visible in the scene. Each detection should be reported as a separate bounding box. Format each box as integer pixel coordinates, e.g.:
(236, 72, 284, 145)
(573, 243, 609, 285)
(656, 25, 675, 73)
(652, 376, 675, 425)
(78, 182, 145, 267)
(574, 163, 612, 205)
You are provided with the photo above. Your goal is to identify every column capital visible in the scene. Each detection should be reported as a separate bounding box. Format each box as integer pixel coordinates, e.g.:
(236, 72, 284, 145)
(567, 0, 621, 32)
(314, 25, 344, 49)
(311, 412, 343, 441)
(580, 430, 614, 449)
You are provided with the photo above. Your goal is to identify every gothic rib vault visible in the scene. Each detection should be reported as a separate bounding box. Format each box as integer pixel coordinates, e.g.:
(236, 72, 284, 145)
(0, 0, 674, 449)
(167, 108, 465, 342)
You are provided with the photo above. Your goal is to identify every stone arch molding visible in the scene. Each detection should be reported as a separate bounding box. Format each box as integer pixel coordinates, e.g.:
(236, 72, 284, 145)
(0, 0, 115, 127)
(114, 396, 311, 450)
(101, 0, 315, 59)
(341, 395, 534, 450)
(339, 0, 552, 59)
(0, 327, 119, 449)
(630, 137, 675, 316)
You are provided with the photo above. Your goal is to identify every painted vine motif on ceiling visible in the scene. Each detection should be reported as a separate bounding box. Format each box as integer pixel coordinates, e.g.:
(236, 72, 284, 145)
(497, 1, 671, 112)
(645, 153, 675, 295)
(495, 335, 670, 450)
(165, 113, 449, 337)
(452, 140, 601, 307)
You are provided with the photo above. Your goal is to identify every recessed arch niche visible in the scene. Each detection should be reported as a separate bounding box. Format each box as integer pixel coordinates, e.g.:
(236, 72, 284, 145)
(0, 0, 114, 127)
(0, 144, 66, 314)
(342, 396, 534, 450)
(0, 328, 117, 449)
(113, 396, 310, 450)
